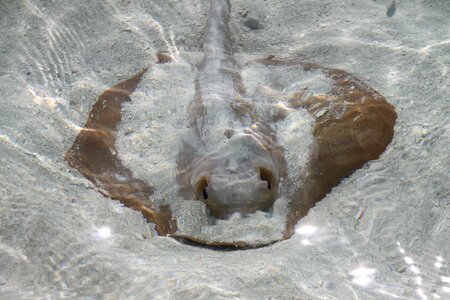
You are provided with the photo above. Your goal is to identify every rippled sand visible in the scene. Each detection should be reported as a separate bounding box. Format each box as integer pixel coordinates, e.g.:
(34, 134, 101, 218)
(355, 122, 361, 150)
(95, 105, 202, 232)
(0, 0, 448, 299)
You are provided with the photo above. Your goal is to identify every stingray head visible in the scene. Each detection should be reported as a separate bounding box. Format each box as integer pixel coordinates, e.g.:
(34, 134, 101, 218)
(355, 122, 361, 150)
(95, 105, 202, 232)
(192, 132, 282, 220)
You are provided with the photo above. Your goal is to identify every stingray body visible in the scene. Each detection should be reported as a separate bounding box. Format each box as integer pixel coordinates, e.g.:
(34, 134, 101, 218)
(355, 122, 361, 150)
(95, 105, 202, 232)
(65, 0, 396, 247)
(177, 1, 285, 220)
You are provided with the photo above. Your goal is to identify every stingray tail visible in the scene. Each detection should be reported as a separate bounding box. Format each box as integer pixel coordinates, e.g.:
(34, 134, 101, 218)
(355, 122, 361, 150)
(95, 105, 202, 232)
(203, 0, 232, 59)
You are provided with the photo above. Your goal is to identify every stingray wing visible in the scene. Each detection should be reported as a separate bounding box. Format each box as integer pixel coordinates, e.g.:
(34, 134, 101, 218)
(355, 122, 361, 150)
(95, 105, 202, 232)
(65, 66, 176, 236)
(251, 57, 397, 239)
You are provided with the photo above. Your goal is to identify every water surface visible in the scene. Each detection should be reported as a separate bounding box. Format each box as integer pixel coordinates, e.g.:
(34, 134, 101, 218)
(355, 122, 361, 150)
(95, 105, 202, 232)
(0, 0, 448, 299)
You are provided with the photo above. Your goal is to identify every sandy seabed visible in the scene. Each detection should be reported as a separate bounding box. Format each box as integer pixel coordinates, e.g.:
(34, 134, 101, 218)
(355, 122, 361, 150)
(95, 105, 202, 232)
(0, 0, 449, 299)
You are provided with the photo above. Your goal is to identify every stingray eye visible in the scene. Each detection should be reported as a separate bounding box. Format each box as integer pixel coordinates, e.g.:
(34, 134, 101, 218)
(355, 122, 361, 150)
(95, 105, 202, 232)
(259, 167, 275, 191)
(196, 177, 209, 200)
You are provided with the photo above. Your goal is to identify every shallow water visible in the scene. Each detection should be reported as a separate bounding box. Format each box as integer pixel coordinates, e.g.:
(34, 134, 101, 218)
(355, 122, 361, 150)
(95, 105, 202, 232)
(0, 0, 449, 299)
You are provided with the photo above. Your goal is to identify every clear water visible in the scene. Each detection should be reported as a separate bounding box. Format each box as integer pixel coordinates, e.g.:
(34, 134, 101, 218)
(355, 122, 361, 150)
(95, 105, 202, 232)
(0, 0, 448, 299)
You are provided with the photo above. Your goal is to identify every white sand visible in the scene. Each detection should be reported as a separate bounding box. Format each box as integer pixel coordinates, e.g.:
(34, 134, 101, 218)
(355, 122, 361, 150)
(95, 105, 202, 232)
(0, 0, 448, 299)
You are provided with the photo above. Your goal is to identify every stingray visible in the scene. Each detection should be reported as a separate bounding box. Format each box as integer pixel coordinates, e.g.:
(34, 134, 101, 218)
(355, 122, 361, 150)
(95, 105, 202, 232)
(65, 0, 396, 248)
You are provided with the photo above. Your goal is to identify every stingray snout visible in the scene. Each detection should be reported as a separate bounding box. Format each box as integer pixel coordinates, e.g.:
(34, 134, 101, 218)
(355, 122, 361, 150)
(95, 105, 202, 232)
(194, 166, 279, 219)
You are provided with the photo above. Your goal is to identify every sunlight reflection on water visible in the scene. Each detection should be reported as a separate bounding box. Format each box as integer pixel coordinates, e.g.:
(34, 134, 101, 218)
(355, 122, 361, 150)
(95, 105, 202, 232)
(295, 224, 318, 236)
(97, 227, 112, 239)
(350, 266, 376, 287)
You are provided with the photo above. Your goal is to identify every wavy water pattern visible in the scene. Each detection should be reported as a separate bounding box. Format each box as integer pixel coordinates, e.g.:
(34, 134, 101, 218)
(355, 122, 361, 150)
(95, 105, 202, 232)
(0, 0, 448, 299)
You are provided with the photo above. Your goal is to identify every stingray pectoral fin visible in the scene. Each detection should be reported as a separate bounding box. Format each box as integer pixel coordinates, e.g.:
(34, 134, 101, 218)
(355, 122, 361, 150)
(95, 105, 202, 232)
(288, 66, 396, 238)
(65, 68, 176, 236)
(254, 57, 396, 239)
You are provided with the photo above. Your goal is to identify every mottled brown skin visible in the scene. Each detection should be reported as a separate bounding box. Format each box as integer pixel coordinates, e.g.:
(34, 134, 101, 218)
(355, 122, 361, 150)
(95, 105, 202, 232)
(65, 55, 396, 247)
